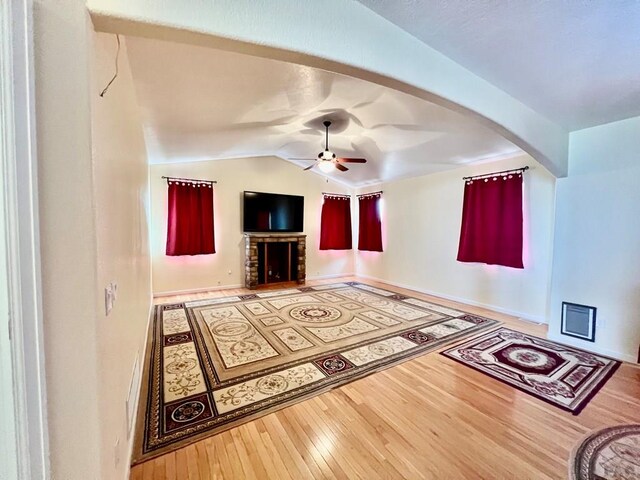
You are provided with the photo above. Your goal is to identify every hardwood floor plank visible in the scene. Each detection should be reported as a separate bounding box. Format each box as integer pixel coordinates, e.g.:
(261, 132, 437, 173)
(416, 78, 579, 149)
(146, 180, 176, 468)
(261, 413, 317, 479)
(174, 447, 189, 480)
(133, 276, 640, 479)
(220, 432, 245, 480)
(279, 407, 336, 479)
(163, 452, 176, 480)
(184, 445, 199, 480)
(194, 442, 212, 479)
(228, 428, 260, 479)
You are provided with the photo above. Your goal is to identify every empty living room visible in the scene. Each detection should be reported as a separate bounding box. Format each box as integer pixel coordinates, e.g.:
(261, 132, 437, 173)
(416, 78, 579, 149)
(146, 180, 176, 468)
(2, 1, 639, 479)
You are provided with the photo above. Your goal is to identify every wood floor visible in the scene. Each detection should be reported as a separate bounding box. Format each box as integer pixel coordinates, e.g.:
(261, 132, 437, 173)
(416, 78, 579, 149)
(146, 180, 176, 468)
(131, 277, 640, 479)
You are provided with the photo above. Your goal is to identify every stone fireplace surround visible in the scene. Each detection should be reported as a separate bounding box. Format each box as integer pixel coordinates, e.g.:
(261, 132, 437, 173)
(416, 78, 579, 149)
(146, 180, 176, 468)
(244, 233, 306, 289)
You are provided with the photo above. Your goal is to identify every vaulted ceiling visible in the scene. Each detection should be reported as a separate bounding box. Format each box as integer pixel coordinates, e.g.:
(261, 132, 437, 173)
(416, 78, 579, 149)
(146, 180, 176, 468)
(358, 0, 640, 130)
(125, 37, 521, 187)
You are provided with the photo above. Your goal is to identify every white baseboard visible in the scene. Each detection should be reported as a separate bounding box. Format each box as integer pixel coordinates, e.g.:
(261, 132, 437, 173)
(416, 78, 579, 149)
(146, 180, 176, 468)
(355, 274, 547, 324)
(547, 332, 637, 363)
(307, 272, 355, 281)
(153, 274, 356, 298)
(356, 275, 638, 364)
(126, 299, 154, 479)
(153, 284, 243, 298)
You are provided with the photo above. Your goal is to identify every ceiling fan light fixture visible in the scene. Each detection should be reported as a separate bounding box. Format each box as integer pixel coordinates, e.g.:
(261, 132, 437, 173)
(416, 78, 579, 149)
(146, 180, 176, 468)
(320, 149, 335, 161)
(318, 160, 335, 173)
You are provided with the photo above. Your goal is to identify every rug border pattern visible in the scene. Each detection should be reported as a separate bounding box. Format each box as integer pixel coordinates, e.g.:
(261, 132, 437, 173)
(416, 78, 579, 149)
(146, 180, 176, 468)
(568, 424, 640, 480)
(132, 282, 501, 465)
(440, 327, 621, 415)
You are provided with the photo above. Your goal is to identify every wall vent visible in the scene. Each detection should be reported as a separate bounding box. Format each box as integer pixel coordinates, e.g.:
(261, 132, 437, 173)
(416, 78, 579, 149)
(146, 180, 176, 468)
(561, 302, 596, 342)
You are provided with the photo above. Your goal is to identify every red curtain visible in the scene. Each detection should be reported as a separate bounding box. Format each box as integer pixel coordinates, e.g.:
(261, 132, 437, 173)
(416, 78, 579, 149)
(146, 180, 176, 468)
(457, 173, 523, 268)
(358, 194, 383, 252)
(166, 181, 216, 256)
(319, 195, 352, 250)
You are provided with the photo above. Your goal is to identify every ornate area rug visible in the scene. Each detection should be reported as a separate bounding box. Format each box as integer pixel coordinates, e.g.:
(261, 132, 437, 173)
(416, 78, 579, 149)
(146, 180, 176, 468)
(569, 424, 640, 480)
(133, 282, 500, 464)
(441, 327, 620, 414)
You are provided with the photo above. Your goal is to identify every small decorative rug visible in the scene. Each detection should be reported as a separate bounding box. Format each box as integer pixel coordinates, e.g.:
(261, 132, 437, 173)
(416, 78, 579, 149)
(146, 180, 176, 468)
(441, 327, 620, 414)
(569, 424, 640, 480)
(133, 282, 500, 464)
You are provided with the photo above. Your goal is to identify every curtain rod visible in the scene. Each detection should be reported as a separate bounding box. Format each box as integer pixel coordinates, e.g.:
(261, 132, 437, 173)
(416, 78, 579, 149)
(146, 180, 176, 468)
(463, 166, 529, 181)
(357, 190, 383, 198)
(162, 176, 217, 184)
(322, 192, 351, 197)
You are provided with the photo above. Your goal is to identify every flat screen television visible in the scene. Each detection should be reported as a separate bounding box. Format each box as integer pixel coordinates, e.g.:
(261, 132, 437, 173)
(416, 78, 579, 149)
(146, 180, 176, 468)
(243, 191, 304, 233)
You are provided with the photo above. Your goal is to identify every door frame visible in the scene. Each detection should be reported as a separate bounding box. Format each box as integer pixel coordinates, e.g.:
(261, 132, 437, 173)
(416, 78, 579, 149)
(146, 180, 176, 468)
(0, 0, 49, 478)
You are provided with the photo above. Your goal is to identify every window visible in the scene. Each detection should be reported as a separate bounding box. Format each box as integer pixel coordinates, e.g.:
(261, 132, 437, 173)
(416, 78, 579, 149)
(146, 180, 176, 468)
(457, 173, 523, 268)
(319, 194, 352, 250)
(358, 193, 383, 252)
(165, 181, 216, 256)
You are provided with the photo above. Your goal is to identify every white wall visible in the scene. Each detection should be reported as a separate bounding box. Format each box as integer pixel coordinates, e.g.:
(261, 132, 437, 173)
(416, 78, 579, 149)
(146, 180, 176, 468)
(34, 3, 153, 477)
(34, 0, 102, 477)
(150, 157, 354, 294)
(356, 154, 556, 322)
(91, 33, 152, 478)
(549, 116, 640, 362)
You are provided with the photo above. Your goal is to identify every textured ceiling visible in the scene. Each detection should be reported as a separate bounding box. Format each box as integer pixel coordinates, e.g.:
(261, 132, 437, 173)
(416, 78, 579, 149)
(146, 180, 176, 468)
(358, 0, 640, 130)
(125, 36, 520, 187)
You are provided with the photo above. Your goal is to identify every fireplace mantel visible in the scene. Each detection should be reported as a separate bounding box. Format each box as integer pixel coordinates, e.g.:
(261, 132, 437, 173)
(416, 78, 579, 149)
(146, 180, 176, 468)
(244, 233, 306, 289)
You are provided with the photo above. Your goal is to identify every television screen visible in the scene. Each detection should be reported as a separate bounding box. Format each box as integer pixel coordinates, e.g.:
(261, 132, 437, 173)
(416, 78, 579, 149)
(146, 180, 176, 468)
(243, 191, 304, 233)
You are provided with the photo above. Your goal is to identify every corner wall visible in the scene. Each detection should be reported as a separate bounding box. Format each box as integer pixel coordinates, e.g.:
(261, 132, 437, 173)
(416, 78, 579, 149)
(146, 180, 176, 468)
(34, 4, 153, 477)
(355, 154, 556, 322)
(549, 116, 640, 362)
(91, 33, 152, 478)
(34, 0, 101, 477)
(150, 157, 354, 295)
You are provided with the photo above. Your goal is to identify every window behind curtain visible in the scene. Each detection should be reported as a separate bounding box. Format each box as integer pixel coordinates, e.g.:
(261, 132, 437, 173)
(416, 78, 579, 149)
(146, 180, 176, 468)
(457, 173, 523, 268)
(166, 181, 216, 256)
(319, 194, 352, 250)
(358, 194, 383, 252)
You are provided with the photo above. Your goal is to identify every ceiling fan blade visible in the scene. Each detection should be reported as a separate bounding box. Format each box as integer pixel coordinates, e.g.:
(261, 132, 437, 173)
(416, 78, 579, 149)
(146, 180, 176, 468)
(288, 157, 317, 161)
(336, 157, 367, 163)
(303, 163, 316, 171)
(335, 163, 349, 172)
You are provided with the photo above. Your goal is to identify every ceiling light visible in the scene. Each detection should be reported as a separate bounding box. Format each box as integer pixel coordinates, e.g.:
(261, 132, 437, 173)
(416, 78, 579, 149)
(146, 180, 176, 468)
(320, 149, 335, 161)
(318, 161, 335, 173)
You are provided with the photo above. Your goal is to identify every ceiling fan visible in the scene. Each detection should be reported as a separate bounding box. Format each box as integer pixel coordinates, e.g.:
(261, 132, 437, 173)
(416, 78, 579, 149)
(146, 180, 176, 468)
(300, 121, 367, 173)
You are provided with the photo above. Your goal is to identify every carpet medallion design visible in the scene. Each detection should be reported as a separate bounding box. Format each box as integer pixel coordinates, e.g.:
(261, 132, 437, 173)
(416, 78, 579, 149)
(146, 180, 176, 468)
(441, 327, 620, 414)
(569, 425, 640, 480)
(133, 282, 500, 464)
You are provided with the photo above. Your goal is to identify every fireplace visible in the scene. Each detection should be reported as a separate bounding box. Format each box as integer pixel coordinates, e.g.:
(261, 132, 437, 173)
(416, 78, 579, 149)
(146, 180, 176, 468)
(244, 233, 306, 289)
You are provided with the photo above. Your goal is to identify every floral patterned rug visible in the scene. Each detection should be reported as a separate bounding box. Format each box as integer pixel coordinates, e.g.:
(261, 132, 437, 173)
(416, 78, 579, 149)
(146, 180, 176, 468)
(133, 282, 500, 464)
(569, 424, 640, 479)
(441, 327, 620, 414)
